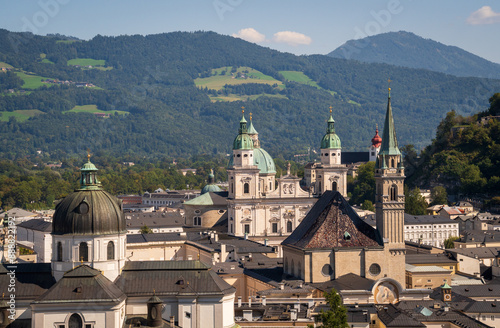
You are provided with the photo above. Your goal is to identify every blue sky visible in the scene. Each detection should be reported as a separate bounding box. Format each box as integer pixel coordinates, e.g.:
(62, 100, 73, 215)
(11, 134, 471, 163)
(1, 0, 499, 63)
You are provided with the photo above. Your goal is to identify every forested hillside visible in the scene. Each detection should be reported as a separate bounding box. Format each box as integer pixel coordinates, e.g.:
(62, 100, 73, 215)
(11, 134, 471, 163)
(405, 93, 500, 196)
(1, 29, 500, 160)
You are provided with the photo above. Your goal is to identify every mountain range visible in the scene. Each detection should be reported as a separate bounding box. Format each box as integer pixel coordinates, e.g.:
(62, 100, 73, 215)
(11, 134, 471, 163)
(0, 29, 499, 161)
(328, 31, 500, 79)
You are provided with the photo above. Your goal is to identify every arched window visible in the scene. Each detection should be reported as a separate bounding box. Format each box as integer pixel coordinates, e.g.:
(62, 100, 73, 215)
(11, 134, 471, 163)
(79, 242, 88, 262)
(244, 183, 249, 194)
(318, 181, 322, 194)
(57, 242, 63, 262)
(332, 182, 337, 191)
(68, 313, 83, 328)
(391, 158, 395, 168)
(107, 241, 115, 260)
(230, 183, 233, 194)
(287, 221, 293, 233)
(269, 182, 272, 191)
(390, 185, 397, 201)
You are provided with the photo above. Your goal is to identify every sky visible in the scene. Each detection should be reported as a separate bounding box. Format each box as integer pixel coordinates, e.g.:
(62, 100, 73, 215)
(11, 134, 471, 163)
(1, 0, 499, 63)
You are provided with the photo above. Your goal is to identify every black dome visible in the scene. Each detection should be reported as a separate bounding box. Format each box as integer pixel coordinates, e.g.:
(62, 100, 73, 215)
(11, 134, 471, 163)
(52, 189, 125, 235)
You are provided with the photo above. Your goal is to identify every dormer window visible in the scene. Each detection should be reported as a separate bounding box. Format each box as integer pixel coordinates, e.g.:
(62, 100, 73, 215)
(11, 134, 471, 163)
(344, 231, 351, 240)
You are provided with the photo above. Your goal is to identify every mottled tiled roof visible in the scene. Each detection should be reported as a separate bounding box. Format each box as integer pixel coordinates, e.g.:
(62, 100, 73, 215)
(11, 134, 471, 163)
(282, 191, 381, 249)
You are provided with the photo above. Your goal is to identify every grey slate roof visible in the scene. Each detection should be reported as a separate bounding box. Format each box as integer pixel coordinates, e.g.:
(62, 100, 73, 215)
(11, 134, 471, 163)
(310, 273, 375, 292)
(447, 247, 500, 259)
(124, 211, 184, 229)
(282, 191, 382, 250)
(406, 253, 457, 265)
(115, 260, 235, 297)
(17, 219, 52, 232)
(33, 265, 126, 304)
(0, 263, 55, 300)
(404, 213, 458, 225)
(377, 304, 425, 327)
(458, 230, 500, 244)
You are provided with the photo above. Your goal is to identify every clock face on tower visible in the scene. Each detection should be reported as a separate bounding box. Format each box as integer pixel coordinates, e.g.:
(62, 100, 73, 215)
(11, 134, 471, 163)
(444, 293, 451, 301)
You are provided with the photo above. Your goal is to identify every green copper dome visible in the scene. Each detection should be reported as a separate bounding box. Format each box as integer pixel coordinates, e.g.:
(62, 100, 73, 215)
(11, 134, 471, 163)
(201, 169, 222, 194)
(228, 147, 276, 174)
(233, 113, 254, 150)
(320, 113, 341, 149)
(253, 148, 276, 174)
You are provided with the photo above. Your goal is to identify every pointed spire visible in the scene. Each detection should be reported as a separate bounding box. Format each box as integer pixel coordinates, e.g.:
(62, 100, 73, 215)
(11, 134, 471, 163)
(379, 86, 401, 156)
(247, 112, 258, 135)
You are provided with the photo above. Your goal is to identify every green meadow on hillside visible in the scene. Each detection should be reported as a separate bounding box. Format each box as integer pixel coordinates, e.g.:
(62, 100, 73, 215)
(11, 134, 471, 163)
(64, 105, 128, 116)
(195, 66, 284, 90)
(0, 109, 45, 122)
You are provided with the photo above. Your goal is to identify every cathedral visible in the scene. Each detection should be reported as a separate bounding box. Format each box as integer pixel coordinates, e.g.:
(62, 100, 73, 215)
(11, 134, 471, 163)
(282, 89, 407, 290)
(226, 109, 349, 249)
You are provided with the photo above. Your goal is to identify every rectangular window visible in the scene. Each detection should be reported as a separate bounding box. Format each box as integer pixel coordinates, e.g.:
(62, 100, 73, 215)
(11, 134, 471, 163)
(244, 224, 250, 234)
(272, 222, 278, 233)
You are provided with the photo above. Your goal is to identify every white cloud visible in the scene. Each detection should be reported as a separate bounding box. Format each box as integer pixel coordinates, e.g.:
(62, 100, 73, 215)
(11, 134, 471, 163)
(232, 28, 266, 43)
(466, 6, 500, 25)
(272, 31, 312, 46)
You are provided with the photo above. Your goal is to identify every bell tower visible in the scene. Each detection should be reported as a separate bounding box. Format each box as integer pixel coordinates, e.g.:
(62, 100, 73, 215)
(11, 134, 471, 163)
(375, 86, 405, 249)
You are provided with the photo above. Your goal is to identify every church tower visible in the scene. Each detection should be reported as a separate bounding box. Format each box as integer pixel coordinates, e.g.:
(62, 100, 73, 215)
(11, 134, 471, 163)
(369, 126, 382, 162)
(375, 87, 405, 248)
(51, 156, 127, 281)
(314, 108, 347, 196)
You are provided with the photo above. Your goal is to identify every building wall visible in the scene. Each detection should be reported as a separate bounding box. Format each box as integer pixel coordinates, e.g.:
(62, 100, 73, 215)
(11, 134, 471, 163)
(404, 223, 459, 248)
(405, 271, 452, 289)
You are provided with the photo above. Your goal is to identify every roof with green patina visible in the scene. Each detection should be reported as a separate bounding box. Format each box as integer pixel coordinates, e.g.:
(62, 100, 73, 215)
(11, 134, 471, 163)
(320, 114, 341, 149)
(379, 95, 401, 156)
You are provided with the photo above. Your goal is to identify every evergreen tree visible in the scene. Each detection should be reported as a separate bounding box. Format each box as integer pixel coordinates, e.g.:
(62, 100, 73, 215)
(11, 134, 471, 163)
(313, 288, 349, 328)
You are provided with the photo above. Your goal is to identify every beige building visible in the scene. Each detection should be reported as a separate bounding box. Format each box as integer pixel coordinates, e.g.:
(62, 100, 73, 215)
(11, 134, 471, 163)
(227, 113, 315, 249)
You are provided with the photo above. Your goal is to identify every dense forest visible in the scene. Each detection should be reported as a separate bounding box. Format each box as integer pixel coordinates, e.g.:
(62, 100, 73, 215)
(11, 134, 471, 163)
(405, 93, 500, 198)
(1, 29, 500, 161)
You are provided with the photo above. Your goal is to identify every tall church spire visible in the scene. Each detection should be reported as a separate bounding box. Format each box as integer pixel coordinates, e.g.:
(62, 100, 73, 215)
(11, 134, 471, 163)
(379, 87, 401, 156)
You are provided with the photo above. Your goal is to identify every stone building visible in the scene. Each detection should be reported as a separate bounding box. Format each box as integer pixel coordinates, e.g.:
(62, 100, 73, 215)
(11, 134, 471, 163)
(0, 158, 236, 328)
(282, 90, 407, 287)
(226, 113, 315, 249)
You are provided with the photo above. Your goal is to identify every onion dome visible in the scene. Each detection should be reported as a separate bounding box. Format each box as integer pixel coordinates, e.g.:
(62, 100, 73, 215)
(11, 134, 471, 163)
(320, 110, 341, 149)
(371, 127, 382, 148)
(233, 112, 254, 150)
(52, 157, 125, 235)
(201, 169, 222, 194)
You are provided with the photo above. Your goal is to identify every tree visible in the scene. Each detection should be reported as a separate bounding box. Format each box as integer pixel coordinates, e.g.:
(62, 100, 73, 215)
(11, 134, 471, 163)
(313, 288, 349, 328)
(430, 186, 447, 205)
(405, 186, 427, 215)
(139, 225, 153, 234)
(489, 93, 500, 116)
(361, 200, 375, 212)
(444, 236, 460, 249)
(350, 162, 375, 206)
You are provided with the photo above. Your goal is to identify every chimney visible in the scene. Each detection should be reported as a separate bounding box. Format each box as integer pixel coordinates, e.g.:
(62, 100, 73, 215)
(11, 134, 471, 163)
(264, 238, 268, 246)
(248, 296, 252, 307)
(244, 233, 248, 240)
(238, 296, 242, 307)
(262, 296, 267, 306)
(290, 308, 298, 321)
(279, 282, 284, 290)
(243, 309, 252, 322)
(220, 244, 227, 262)
(298, 281, 303, 288)
(214, 233, 219, 242)
(169, 316, 175, 328)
